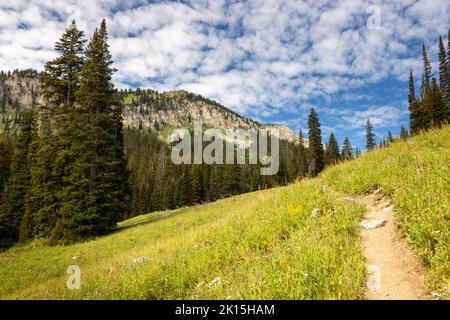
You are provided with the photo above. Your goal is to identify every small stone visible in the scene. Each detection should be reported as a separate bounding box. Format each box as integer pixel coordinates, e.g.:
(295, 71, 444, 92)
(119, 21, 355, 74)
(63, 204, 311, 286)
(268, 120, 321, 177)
(337, 197, 356, 203)
(383, 205, 394, 212)
(310, 208, 321, 217)
(207, 277, 222, 288)
(132, 256, 148, 264)
(361, 219, 388, 230)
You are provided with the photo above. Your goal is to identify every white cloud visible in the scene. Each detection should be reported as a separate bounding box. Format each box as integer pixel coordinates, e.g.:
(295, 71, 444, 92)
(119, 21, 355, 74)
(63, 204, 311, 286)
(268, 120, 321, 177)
(0, 0, 448, 129)
(340, 105, 408, 129)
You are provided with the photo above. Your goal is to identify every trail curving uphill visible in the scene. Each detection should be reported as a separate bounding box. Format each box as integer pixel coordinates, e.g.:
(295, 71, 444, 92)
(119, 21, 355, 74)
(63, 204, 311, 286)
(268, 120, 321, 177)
(359, 190, 429, 300)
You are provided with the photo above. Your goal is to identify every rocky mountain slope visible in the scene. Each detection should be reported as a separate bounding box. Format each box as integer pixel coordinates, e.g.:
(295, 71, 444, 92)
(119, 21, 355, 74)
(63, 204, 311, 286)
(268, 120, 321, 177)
(0, 70, 43, 113)
(0, 70, 300, 143)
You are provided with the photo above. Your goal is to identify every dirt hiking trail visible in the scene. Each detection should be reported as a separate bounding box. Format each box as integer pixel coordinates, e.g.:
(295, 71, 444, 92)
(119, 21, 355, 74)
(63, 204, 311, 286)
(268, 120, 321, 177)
(359, 190, 429, 300)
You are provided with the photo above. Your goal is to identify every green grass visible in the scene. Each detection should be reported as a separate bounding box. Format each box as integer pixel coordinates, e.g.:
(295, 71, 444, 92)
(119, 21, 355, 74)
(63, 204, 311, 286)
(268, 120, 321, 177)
(122, 93, 137, 105)
(0, 126, 448, 299)
(321, 126, 450, 298)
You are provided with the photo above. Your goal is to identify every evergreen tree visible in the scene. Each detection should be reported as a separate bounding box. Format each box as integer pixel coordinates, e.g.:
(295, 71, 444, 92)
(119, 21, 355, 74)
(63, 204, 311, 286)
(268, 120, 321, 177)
(408, 71, 421, 134)
(190, 165, 202, 203)
(447, 28, 450, 109)
(420, 44, 434, 129)
(222, 163, 241, 197)
(341, 137, 353, 160)
(324, 133, 340, 165)
(179, 166, 195, 207)
(429, 77, 447, 126)
(422, 43, 432, 91)
(365, 119, 376, 151)
(307, 108, 324, 176)
(400, 125, 409, 139)
(42, 20, 86, 108)
(28, 22, 87, 240)
(4, 110, 36, 241)
(438, 35, 448, 108)
(25, 117, 61, 239)
(0, 133, 13, 248)
(298, 129, 304, 145)
(387, 130, 394, 143)
(60, 20, 129, 239)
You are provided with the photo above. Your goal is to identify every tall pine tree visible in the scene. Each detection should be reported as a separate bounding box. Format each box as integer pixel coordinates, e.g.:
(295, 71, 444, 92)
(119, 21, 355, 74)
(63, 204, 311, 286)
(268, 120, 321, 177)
(438, 35, 448, 108)
(324, 132, 340, 165)
(307, 108, 324, 176)
(0, 132, 13, 247)
(42, 20, 86, 108)
(60, 20, 129, 239)
(341, 137, 353, 160)
(429, 77, 447, 126)
(408, 70, 421, 134)
(447, 28, 450, 109)
(365, 119, 376, 151)
(4, 110, 36, 241)
(30, 21, 87, 240)
(420, 44, 433, 129)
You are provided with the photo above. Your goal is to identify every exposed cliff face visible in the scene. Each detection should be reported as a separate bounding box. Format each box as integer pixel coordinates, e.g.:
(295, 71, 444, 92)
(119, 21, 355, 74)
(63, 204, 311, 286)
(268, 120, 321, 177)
(122, 90, 301, 143)
(0, 71, 300, 143)
(0, 70, 43, 113)
(122, 90, 258, 133)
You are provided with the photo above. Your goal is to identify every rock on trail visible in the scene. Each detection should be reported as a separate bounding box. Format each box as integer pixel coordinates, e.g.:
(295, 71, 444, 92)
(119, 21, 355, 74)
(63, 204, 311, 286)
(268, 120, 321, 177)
(359, 191, 428, 300)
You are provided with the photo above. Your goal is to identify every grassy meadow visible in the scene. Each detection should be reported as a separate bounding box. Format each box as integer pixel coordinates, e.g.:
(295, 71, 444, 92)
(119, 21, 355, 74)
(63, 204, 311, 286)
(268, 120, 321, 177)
(0, 126, 448, 299)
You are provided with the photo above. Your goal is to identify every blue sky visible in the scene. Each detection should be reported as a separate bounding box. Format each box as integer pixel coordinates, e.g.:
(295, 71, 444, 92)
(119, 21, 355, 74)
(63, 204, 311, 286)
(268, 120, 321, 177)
(0, 0, 449, 150)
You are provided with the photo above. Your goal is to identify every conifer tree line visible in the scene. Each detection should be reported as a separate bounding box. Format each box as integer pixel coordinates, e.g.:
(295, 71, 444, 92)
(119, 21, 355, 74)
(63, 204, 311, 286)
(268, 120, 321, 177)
(408, 29, 450, 134)
(0, 20, 128, 246)
(0, 21, 369, 247)
(123, 126, 309, 216)
(123, 106, 360, 217)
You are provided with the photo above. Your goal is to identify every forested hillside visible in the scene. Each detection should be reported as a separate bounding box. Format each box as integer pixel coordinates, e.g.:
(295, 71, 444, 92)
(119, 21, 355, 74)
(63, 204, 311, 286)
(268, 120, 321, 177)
(0, 21, 320, 249)
(0, 126, 447, 299)
(0, 21, 448, 252)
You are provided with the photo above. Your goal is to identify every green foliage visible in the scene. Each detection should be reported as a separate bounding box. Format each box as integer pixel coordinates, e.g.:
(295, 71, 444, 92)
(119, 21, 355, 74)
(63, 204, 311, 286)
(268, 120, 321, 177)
(57, 20, 129, 240)
(321, 126, 450, 297)
(1, 20, 129, 243)
(365, 119, 376, 151)
(400, 125, 409, 139)
(438, 35, 448, 108)
(0, 179, 366, 300)
(341, 137, 353, 160)
(124, 127, 308, 217)
(409, 30, 450, 134)
(0, 132, 13, 248)
(307, 108, 324, 176)
(0, 126, 448, 300)
(42, 20, 86, 107)
(324, 133, 340, 165)
(4, 110, 36, 242)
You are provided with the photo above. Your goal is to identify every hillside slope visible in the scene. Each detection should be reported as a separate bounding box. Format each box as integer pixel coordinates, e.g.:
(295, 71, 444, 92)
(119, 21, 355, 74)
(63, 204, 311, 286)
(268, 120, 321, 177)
(0, 71, 299, 142)
(0, 126, 448, 300)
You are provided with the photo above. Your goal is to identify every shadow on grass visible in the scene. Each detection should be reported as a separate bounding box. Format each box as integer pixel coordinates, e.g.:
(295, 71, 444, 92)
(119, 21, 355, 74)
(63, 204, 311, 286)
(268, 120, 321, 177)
(111, 207, 190, 234)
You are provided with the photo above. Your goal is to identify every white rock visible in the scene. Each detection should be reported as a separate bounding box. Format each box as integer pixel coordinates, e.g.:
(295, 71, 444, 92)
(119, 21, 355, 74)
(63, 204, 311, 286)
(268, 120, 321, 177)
(207, 277, 222, 288)
(310, 208, 321, 218)
(132, 256, 148, 264)
(383, 205, 394, 212)
(361, 219, 388, 230)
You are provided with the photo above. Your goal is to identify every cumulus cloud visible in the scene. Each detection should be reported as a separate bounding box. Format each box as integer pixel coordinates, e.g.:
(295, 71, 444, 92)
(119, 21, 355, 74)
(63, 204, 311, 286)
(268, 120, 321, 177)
(0, 0, 448, 147)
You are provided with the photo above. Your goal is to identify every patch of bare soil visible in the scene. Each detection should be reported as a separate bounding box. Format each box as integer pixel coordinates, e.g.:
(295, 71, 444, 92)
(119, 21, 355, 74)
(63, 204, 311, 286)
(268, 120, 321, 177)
(359, 190, 429, 300)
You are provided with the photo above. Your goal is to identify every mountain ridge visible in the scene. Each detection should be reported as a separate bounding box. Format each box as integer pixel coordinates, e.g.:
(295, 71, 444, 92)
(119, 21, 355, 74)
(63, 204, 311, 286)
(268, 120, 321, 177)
(0, 70, 300, 143)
